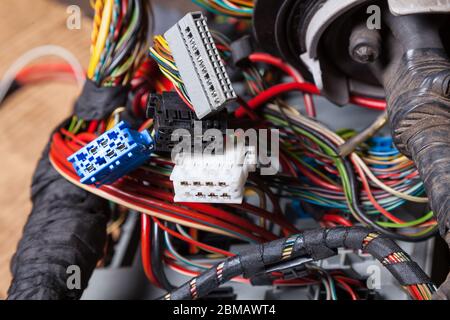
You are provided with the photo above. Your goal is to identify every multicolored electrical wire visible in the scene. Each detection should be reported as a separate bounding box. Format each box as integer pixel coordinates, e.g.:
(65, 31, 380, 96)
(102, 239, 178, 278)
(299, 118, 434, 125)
(88, 0, 152, 86)
(192, 0, 254, 18)
(28, 3, 438, 300)
(149, 35, 193, 108)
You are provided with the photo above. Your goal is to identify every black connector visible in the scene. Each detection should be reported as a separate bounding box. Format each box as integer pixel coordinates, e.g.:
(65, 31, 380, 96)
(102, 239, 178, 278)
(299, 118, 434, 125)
(147, 92, 227, 153)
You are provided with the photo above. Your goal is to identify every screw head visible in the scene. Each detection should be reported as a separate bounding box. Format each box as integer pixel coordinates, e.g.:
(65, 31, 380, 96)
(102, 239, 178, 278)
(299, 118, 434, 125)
(352, 44, 379, 64)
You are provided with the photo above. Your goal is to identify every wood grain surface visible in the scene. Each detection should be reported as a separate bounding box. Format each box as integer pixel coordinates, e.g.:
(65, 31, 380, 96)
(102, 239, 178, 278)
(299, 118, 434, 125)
(0, 0, 91, 299)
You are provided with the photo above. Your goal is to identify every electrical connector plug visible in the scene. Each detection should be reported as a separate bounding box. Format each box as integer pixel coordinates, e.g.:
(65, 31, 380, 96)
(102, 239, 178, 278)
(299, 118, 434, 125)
(164, 12, 237, 119)
(170, 145, 257, 203)
(369, 136, 399, 169)
(68, 121, 154, 186)
(147, 92, 227, 153)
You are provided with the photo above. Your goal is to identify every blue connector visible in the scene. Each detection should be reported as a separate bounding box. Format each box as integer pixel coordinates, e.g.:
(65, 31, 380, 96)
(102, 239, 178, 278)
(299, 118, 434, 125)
(369, 136, 398, 155)
(68, 121, 154, 186)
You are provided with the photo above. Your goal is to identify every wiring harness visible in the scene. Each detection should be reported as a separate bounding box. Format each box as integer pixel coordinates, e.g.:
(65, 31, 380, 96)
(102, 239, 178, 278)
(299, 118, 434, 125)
(5, 0, 447, 301)
(162, 227, 435, 300)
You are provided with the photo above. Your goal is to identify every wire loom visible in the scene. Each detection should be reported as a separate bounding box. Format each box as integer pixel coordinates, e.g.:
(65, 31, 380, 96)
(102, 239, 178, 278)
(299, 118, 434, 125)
(7, 129, 109, 299)
(162, 227, 434, 300)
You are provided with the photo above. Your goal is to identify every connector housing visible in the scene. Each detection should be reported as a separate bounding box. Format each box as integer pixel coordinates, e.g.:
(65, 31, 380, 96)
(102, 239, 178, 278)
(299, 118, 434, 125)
(68, 121, 154, 186)
(170, 145, 257, 203)
(147, 92, 227, 153)
(164, 12, 236, 119)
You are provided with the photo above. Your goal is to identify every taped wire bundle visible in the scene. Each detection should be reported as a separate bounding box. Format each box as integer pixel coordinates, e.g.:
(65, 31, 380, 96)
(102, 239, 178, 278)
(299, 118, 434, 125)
(162, 227, 435, 300)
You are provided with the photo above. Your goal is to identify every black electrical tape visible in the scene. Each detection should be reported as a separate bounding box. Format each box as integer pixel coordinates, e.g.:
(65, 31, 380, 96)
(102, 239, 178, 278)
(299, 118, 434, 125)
(239, 245, 265, 279)
(385, 262, 433, 286)
(364, 235, 405, 261)
(342, 227, 371, 249)
(193, 268, 219, 299)
(163, 227, 435, 300)
(323, 227, 348, 248)
(169, 283, 191, 301)
(7, 121, 109, 300)
(262, 238, 285, 264)
(222, 256, 243, 282)
(303, 229, 336, 260)
(293, 234, 307, 256)
(74, 79, 129, 121)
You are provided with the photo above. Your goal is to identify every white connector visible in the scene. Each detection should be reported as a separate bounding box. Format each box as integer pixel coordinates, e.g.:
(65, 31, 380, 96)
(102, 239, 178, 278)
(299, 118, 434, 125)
(170, 145, 257, 203)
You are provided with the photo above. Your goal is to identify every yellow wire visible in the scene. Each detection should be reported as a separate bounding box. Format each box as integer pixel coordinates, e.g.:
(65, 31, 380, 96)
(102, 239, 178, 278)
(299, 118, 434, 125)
(90, 0, 105, 54)
(149, 48, 179, 72)
(160, 66, 182, 84)
(88, 0, 113, 79)
(106, 107, 126, 130)
(156, 35, 170, 51)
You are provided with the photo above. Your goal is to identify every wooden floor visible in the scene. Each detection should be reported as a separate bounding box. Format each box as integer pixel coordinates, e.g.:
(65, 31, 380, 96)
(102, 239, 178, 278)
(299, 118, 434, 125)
(0, 0, 91, 298)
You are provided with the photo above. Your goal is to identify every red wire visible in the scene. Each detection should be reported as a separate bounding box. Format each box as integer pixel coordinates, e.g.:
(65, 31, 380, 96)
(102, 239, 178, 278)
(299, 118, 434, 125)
(87, 120, 99, 133)
(322, 214, 353, 227)
(15, 63, 76, 82)
(235, 82, 320, 118)
(232, 202, 299, 235)
(334, 277, 359, 300)
(50, 142, 265, 242)
(349, 96, 386, 110)
(52, 133, 265, 241)
(409, 285, 423, 300)
(140, 214, 162, 287)
(249, 52, 317, 117)
(280, 151, 298, 177)
(152, 217, 234, 257)
(124, 183, 278, 241)
(111, 183, 266, 242)
(353, 161, 405, 224)
(235, 82, 386, 118)
(288, 156, 342, 192)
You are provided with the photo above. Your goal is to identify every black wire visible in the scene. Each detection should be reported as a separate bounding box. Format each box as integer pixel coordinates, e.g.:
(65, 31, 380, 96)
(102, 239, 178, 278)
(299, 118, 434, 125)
(151, 220, 174, 291)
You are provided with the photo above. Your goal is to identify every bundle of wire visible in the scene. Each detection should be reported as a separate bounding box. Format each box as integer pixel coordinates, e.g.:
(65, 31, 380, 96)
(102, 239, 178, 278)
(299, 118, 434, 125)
(162, 228, 436, 300)
(39, 2, 438, 301)
(88, 0, 152, 86)
(229, 52, 436, 241)
(192, 0, 254, 18)
(148, 35, 193, 108)
(149, 31, 232, 110)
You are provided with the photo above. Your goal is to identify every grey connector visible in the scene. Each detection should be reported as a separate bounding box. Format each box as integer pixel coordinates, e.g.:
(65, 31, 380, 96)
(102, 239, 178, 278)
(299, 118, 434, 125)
(164, 12, 236, 119)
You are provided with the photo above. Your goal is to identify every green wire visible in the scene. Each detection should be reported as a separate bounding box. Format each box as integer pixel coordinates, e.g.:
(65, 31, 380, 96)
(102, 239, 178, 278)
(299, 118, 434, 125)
(68, 116, 78, 132)
(377, 211, 434, 228)
(266, 114, 353, 203)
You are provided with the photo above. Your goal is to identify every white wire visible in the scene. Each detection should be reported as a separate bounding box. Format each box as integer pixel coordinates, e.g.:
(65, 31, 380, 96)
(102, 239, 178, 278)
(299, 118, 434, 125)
(267, 104, 429, 203)
(0, 45, 85, 103)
